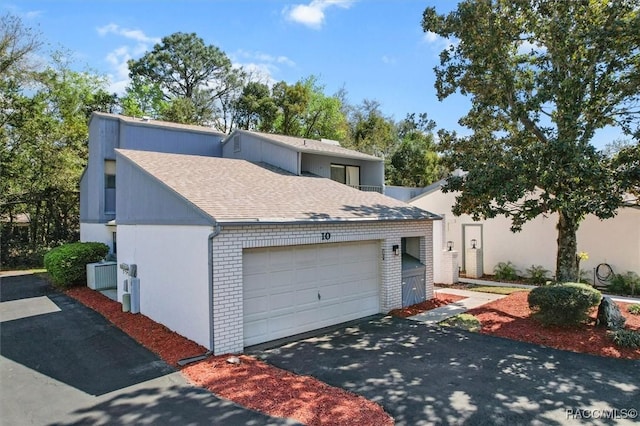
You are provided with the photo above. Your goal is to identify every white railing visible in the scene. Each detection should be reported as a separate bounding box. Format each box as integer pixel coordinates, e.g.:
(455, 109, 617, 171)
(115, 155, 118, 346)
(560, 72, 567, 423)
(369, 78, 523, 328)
(348, 185, 383, 193)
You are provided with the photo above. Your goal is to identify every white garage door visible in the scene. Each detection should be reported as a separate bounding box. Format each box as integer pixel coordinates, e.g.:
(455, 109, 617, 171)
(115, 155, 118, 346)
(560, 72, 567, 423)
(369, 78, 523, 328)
(243, 241, 380, 346)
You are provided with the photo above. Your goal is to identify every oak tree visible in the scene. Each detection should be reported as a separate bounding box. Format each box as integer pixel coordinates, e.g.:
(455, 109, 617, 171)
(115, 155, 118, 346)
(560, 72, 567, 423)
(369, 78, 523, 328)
(423, 0, 640, 281)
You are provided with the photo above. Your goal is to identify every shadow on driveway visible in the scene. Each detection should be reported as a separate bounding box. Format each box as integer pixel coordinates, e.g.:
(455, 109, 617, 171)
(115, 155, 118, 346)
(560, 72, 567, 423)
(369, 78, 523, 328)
(255, 315, 640, 425)
(1, 274, 297, 425)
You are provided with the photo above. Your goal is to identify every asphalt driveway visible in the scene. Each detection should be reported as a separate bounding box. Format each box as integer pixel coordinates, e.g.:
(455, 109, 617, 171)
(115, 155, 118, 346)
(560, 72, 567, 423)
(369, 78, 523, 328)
(1, 273, 296, 426)
(255, 315, 640, 426)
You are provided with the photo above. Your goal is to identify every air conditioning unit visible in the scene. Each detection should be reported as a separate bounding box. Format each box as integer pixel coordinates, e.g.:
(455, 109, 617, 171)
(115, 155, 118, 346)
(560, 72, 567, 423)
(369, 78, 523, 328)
(86, 262, 117, 290)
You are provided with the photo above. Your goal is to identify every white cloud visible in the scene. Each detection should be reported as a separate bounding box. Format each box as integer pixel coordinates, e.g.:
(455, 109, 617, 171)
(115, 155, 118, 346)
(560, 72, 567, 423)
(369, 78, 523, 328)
(96, 24, 160, 95)
(283, 0, 354, 29)
(422, 31, 458, 51)
(231, 49, 296, 84)
(516, 39, 547, 55)
(96, 23, 160, 44)
(381, 55, 396, 65)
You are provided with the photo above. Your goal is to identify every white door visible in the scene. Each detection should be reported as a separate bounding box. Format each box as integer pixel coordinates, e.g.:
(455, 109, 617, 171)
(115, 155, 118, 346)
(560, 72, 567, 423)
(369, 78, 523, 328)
(243, 241, 380, 346)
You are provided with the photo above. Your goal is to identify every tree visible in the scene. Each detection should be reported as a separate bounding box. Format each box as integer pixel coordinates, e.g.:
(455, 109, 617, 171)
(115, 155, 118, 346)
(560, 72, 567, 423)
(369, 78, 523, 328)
(346, 99, 396, 158)
(387, 113, 445, 187)
(0, 13, 42, 80)
(120, 76, 166, 118)
(423, 0, 640, 281)
(234, 81, 277, 131)
(298, 76, 348, 141)
(272, 80, 310, 135)
(128, 32, 233, 125)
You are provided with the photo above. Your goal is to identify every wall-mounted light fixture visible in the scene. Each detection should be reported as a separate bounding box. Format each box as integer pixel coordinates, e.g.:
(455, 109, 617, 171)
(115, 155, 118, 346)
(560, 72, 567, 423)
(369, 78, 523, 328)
(392, 244, 400, 256)
(471, 239, 477, 249)
(447, 241, 453, 251)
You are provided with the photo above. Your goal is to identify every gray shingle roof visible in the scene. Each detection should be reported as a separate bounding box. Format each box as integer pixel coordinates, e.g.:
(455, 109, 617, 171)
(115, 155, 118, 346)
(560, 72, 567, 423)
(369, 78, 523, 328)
(91, 112, 227, 137)
(226, 129, 382, 161)
(116, 149, 437, 223)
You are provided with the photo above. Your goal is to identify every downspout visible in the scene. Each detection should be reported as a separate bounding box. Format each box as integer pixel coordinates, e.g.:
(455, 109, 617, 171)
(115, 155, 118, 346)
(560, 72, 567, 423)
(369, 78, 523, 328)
(177, 222, 221, 366)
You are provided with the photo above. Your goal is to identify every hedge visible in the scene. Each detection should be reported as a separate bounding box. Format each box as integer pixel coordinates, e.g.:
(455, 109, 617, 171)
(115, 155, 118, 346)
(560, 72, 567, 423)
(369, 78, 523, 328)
(528, 282, 602, 326)
(44, 242, 110, 287)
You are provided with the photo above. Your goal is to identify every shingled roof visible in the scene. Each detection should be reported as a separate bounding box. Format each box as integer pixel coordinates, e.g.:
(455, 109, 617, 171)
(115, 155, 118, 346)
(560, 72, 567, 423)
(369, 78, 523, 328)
(116, 149, 437, 224)
(90, 112, 227, 137)
(224, 129, 382, 162)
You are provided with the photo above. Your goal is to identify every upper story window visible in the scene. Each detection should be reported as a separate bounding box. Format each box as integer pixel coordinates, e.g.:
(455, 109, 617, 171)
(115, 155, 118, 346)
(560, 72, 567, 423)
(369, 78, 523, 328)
(104, 160, 116, 214)
(233, 135, 241, 153)
(330, 164, 360, 187)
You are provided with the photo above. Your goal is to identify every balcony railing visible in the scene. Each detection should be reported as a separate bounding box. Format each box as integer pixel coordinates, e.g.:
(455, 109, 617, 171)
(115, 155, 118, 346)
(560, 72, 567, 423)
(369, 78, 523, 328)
(347, 184, 383, 193)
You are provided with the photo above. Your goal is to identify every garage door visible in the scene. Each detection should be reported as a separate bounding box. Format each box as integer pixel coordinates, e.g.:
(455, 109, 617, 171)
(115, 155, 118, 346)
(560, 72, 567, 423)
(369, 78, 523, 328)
(243, 241, 380, 346)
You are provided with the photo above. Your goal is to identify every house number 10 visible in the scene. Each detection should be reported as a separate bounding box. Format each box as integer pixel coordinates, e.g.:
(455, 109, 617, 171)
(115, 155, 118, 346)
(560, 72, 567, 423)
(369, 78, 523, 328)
(321, 232, 331, 241)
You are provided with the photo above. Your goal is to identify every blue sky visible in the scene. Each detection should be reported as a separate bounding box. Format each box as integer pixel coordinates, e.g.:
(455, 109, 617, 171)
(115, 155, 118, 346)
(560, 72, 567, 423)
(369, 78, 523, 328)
(4, 0, 621, 149)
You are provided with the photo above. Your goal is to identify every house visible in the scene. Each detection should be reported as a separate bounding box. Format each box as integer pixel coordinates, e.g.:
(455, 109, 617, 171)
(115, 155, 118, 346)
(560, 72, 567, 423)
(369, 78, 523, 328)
(81, 112, 438, 354)
(80, 112, 226, 254)
(410, 181, 640, 283)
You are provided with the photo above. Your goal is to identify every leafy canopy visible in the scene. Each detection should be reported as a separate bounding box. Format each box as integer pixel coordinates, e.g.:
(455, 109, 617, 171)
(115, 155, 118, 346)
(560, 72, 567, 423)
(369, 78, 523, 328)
(422, 0, 640, 281)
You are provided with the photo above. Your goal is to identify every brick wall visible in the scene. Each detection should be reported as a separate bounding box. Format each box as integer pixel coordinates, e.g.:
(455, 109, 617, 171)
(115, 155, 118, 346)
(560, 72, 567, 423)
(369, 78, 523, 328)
(210, 220, 433, 354)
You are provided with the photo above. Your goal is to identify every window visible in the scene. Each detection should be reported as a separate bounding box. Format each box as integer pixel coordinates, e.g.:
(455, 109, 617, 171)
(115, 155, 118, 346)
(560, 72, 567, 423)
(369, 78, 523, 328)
(330, 164, 360, 187)
(233, 135, 241, 153)
(112, 232, 117, 254)
(104, 160, 116, 214)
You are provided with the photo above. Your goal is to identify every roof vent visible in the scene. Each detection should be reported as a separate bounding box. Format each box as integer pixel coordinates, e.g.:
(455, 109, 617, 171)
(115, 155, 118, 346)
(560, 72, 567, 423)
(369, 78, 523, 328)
(141, 116, 151, 122)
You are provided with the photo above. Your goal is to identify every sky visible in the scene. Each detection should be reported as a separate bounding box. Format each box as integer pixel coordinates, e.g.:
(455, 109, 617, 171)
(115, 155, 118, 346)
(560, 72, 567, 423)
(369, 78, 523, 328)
(3, 0, 622, 150)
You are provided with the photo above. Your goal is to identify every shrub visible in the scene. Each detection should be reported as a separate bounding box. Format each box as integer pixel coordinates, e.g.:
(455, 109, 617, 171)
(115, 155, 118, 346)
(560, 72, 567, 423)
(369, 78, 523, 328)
(526, 265, 550, 285)
(610, 329, 640, 349)
(608, 272, 640, 296)
(44, 242, 109, 287)
(528, 282, 602, 326)
(493, 261, 520, 281)
(628, 304, 640, 315)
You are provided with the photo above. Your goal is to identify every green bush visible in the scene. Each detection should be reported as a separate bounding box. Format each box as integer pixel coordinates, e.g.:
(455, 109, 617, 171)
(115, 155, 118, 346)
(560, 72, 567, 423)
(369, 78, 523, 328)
(628, 304, 640, 315)
(528, 282, 602, 326)
(608, 272, 640, 296)
(610, 329, 640, 349)
(493, 261, 520, 281)
(44, 242, 109, 287)
(526, 265, 550, 285)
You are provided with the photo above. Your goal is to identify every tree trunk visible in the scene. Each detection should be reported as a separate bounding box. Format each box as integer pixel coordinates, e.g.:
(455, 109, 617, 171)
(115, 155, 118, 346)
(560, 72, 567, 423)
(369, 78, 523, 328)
(556, 210, 579, 282)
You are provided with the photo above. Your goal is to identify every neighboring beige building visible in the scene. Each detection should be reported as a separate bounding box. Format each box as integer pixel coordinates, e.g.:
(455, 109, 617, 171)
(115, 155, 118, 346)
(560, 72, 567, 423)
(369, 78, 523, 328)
(410, 182, 640, 283)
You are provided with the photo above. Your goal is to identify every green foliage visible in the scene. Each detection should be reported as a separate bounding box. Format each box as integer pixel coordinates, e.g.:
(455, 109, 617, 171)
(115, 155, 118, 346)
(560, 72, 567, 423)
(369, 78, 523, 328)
(608, 272, 640, 296)
(528, 283, 602, 326)
(628, 304, 640, 315)
(526, 265, 550, 285)
(439, 314, 481, 332)
(610, 329, 640, 349)
(422, 1, 640, 283)
(386, 113, 445, 187)
(44, 242, 109, 287)
(127, 32, 234, 125)
(493, 261, 520, 281)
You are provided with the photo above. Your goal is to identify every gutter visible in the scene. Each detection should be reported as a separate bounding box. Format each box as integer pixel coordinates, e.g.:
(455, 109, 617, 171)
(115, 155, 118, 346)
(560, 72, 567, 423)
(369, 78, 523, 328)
(177, 222, 221, 366)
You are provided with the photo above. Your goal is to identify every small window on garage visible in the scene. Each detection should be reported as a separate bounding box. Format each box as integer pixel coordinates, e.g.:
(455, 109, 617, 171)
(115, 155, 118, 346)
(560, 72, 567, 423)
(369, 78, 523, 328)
(233, 135, 241, 153)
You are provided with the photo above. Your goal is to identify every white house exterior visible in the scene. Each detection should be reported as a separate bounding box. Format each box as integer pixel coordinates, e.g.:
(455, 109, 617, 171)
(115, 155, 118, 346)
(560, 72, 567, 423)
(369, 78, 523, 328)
(80, 113, 438, 354)
(411, 182, 640, 283)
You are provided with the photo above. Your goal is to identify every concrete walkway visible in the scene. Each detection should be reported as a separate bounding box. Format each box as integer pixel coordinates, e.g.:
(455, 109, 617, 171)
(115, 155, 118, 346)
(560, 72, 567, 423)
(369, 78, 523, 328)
(408, 280, 640, 325)
(406, 287, 507, 324)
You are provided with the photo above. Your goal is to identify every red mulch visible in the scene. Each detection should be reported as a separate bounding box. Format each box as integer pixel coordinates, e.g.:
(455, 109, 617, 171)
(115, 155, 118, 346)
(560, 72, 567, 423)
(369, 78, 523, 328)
(65, 287, 393, 426)
(388, 293, 466, 318)
(467, 291, 640, 360)
(182, 356, 393, 426)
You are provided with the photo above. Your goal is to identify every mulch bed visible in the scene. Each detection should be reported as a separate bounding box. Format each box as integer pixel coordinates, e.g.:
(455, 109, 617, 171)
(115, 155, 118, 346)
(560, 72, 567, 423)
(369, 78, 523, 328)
(66, 287, 393, 426)
(388, 293, 466, 318)
(467, 291, 640, 360)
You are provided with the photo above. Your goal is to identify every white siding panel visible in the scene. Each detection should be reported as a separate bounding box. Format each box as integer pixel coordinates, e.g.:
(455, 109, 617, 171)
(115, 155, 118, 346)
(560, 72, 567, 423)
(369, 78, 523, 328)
(117, 224, 212, 348)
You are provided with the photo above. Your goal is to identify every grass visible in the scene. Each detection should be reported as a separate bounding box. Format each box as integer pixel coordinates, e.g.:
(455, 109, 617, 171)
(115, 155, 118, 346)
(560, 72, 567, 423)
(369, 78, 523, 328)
(439, 314, 482, 332)
(0, 268, 47, 275)
(465, 285, 529, 295)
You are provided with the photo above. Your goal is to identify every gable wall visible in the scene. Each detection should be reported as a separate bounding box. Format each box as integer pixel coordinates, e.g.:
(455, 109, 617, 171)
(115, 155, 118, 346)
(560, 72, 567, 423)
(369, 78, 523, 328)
(222, 133, 299, 174)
